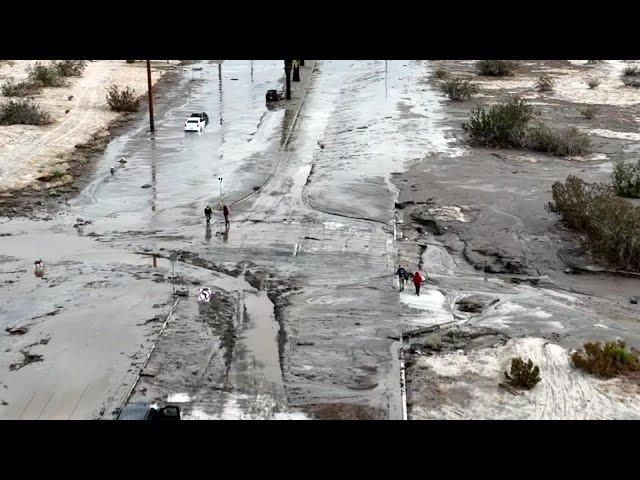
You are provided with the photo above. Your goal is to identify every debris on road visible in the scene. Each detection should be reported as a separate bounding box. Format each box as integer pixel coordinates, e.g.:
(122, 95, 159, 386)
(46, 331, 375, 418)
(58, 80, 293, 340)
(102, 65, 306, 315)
(9, 350, 44, 371)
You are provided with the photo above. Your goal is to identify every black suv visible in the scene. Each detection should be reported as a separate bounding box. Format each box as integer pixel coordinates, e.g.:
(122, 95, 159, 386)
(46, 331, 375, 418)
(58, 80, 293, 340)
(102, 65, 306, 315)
(116, 402, 181, 421)
(190, 112, 209, 125)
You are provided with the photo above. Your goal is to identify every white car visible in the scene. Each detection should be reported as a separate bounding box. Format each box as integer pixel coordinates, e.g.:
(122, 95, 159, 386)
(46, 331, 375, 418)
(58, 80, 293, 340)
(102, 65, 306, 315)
(184, 116, 205, 132)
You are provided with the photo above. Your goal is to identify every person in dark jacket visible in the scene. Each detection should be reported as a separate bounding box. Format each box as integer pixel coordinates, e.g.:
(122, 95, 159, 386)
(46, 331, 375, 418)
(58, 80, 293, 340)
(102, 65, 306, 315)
(204, 205, 213, 224)
(222, 204, 230, 228)
(396, 265, 407, 291)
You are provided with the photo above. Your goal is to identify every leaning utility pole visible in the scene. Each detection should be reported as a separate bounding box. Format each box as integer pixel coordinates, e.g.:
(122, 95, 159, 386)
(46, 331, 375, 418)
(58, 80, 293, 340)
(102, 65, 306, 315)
(284, 60, 292, 100)
(146, 60, 155, 132)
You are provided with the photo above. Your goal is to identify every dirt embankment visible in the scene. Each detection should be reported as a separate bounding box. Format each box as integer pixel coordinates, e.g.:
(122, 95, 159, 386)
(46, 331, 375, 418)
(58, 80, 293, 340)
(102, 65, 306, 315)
(0, 60, 182, 218)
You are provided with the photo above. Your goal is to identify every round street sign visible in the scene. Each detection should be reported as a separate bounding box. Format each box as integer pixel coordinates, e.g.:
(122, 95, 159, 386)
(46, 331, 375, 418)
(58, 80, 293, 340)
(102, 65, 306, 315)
(197, 288, 212, 302)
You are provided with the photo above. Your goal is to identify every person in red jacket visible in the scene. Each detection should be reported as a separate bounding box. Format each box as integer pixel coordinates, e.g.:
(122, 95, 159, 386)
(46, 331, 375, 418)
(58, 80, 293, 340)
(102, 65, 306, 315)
(413, 270, 425, 296)
(222, 204, 230, 228)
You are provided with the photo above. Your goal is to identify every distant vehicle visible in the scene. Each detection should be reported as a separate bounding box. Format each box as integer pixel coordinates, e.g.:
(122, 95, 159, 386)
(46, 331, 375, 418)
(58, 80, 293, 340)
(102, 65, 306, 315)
(115, 402, 181, 421)
(190, 112, 209, 124)
(185, 112, 208, 132)
(266, 89, 281, 102)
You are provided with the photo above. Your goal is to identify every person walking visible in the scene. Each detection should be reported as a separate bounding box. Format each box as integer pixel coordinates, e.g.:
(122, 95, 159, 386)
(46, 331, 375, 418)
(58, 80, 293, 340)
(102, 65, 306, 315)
(222, 204, 230, 228)
(413, 269, 425, 296)
(204, 205, 213, 224)
(396, 264, 407, 291)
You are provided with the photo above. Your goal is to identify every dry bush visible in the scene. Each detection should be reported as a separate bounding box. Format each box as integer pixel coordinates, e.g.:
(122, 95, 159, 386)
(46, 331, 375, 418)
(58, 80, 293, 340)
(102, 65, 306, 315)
(54, 60, 87, 77)
(525, 123, 591, 156)
(536, 74, 554, 92)
(587, 78, 601, 89)
(462, 97, 533, 147)
(548, 175, 640, 271)
(0, 99, 52, 125)
(504, 357, 541, 389)
(476, 60, 518, 77)
(580, 105, 598, 119)
(106, 85, 140, 112)
(27, 62, 64, 87)
(434, 66, 449, 79)
(571, 341, 640, 378)
(612, 160, 640, 198)
(441, 78, 478, 101)
(1, 78, 42, 97)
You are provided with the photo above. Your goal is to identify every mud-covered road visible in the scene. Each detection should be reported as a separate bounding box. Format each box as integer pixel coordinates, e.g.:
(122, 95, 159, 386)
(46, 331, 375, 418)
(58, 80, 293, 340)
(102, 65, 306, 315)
(1, 60, 448, 419)
(2, 60, 639, 420)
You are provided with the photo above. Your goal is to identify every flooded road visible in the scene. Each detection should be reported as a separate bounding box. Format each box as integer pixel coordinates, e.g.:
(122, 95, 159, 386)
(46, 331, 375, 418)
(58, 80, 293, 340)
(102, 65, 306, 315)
(3, 60, 636, 419)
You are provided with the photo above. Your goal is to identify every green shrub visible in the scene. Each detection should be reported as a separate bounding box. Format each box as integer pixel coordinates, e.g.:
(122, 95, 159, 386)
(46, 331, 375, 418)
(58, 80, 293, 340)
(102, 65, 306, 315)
(0, 99, 52, 125)
(525, 123, 591, 156)
(536, 75, 554, 92)
(571, 340, 640, 378)
(54, 60, 87, 77)
(612, 160, 640, 198)
(586, 60, 603, 65)
(462, 97, 533, 147)
(441, 78, 478, 101)
(27, 62, 64, 87)
(587, 78, 601, 89)
(51, 169, 65, 180)
(476, 60, 518, 77)
(622, 66, 640, 77)
(424, 334, 442, 350)
(580, 105, 597, 119)
(106, 85, 140, 112)
(434, 67, 449, 80)
(1, 78, 42, 97)
(504, 357, 541, 389)
(622, 76, 640, 88)
(548, 175, 640, 271)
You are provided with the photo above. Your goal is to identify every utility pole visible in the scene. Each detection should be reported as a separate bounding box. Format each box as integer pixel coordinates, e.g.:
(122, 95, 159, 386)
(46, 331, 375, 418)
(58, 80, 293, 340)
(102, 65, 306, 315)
(146, 60, 155, 132)
(292, 60, 300, 82)
(284, 60, 292, 100)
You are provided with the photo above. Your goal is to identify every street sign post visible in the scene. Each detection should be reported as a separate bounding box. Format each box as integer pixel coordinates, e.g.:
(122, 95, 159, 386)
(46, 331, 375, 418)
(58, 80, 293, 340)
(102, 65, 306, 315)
(197, 288, 212, 302)
(217, 175, 223, 207)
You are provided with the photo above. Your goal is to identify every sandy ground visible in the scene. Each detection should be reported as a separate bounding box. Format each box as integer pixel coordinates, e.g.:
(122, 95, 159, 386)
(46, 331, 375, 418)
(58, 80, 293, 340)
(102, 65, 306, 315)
(0, 60, 180, 192)
(408, 337, 640, 420)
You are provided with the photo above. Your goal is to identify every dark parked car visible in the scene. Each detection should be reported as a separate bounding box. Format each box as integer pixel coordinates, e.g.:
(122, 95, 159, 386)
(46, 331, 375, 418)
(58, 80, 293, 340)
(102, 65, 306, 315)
(116, 402, 181, 421)
(266, 90, 281, 102)
(190, 112, 209, 125)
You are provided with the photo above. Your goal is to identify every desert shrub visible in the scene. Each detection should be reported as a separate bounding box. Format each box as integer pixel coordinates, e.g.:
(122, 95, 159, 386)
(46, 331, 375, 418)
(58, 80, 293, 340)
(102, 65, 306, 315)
(27, 62, 64, 87)
(476, 60, 518, 77)
(54, 60, 87, 77)
(622, 76, 640, 88)
(424, 334, 442, 350)
(548, 175, 640, 271)
(0, 99, 52, 125)
(536, 74, 554, 92)
(622, 65, 640, 77)
(504, 357, 541, 389)
(1, 78, 42, 97)
(441, 78, 478, 101)
(126, 60, 136, 63)
(587, 78, 601, 89)
(612, 160, 640, 198)
(51, 169, 65, 180)
(434, 67, 449, 79)
(571, 341, 640, 378)
(524, 123, 591, 156)
(586, 60, 603, 65)
(580, 105, 598, 119)
(462, 97, 533, 148)
(106, 85, 140, 112)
